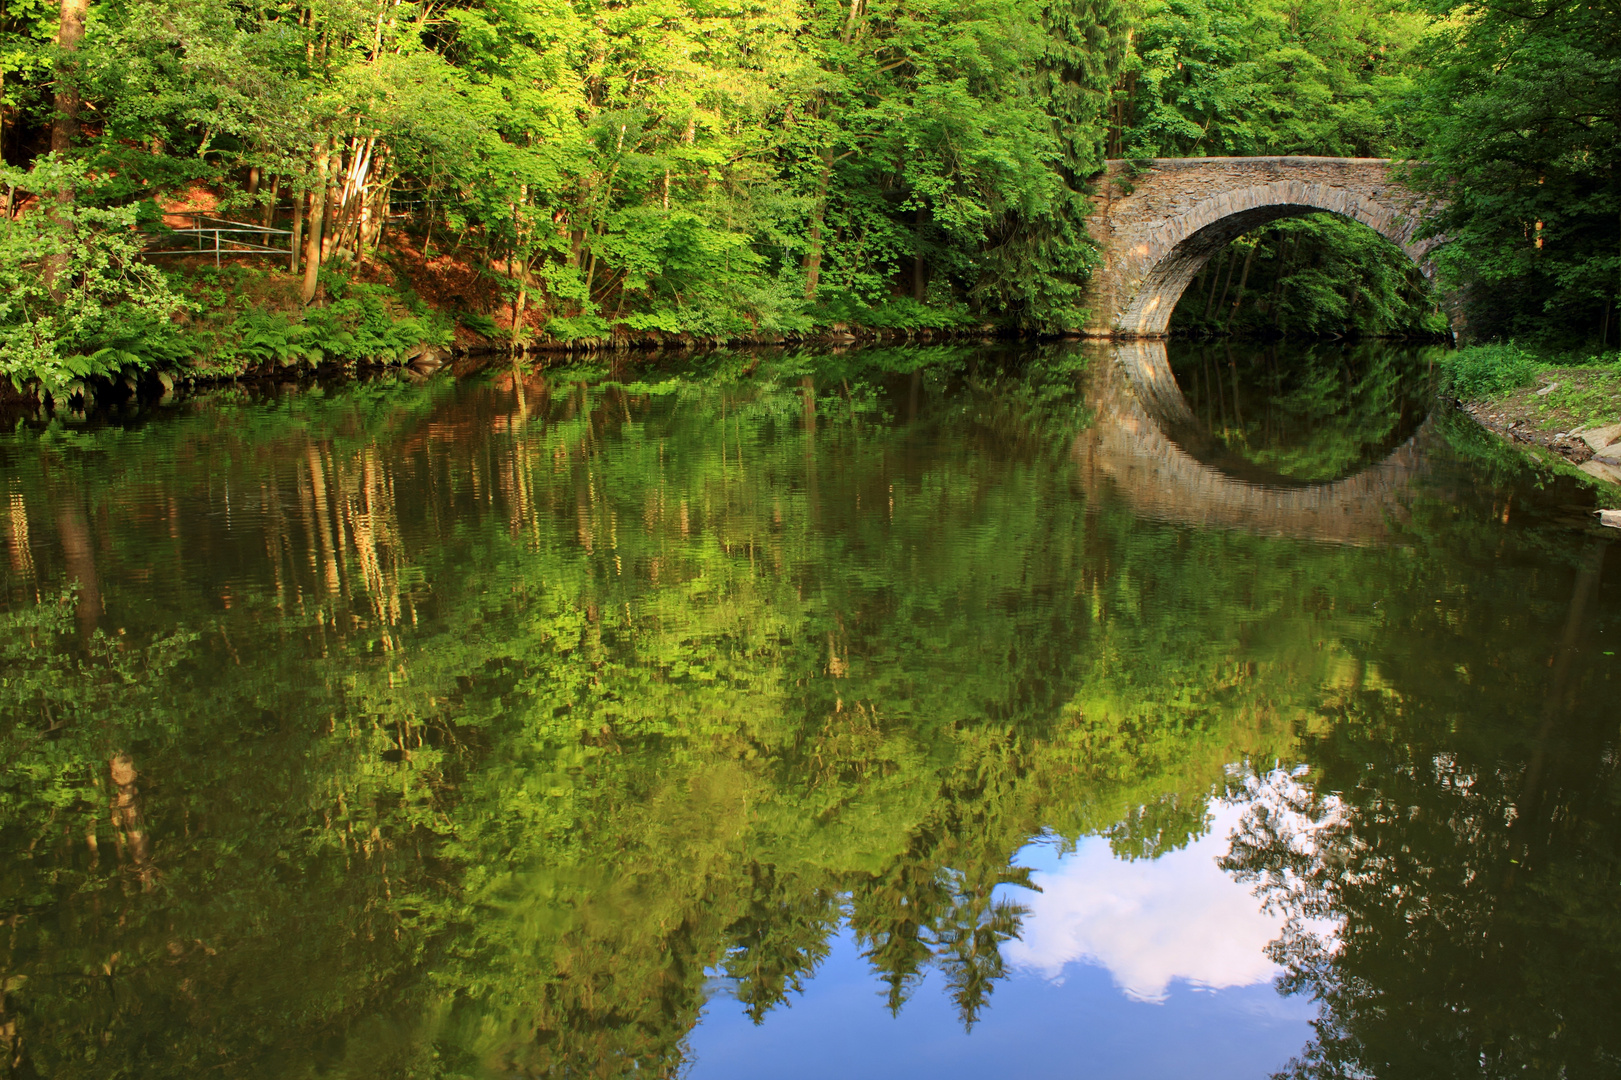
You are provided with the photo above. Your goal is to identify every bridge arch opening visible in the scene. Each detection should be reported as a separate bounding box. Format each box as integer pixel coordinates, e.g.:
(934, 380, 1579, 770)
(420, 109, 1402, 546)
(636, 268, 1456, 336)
(1162, 340, 1434, 485)
(1119, 199, 1433, 337)
(1084, 160, 1440, 339)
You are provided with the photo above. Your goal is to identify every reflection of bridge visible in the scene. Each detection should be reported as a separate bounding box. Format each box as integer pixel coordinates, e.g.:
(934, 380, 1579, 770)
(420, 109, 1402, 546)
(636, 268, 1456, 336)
(1074, 342, 1433, 545)
(1082, 158, 1438, 337)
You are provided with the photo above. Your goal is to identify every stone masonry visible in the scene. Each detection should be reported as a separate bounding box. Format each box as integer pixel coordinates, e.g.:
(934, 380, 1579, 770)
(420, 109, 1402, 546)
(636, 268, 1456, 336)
(1081, 157, 1438, 337)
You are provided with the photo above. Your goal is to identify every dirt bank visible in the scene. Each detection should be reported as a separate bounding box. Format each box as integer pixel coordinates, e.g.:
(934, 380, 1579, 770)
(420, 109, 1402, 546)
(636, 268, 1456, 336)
(1460, 366, 1621, 486)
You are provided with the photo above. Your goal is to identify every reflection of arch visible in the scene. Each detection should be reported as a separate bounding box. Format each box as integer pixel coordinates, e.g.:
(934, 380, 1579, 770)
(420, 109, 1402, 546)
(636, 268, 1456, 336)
(1074, 342, 1432, 545)
(1082, 158, 1439, 338)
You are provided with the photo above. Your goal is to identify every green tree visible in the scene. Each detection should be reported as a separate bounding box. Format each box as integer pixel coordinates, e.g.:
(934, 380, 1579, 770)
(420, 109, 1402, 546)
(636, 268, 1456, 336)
(1410, 0, 1621, 348)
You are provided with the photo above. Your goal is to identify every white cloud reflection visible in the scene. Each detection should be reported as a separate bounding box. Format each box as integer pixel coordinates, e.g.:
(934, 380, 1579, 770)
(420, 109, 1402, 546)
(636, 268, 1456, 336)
(1003, 801, 1287, 1003)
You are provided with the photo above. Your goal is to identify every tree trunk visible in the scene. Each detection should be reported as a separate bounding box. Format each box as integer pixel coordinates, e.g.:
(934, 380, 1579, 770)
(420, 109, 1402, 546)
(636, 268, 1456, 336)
(1504, 541, 1607, 888)
(42, 0, 89, 297)
(1267, 235, 1292, 311)
(1205, 249, 1231, 320)
(110, 754, 153, 888)
(290, 185, 304, 274)
(510, 278, 528, 349)
(301, 140, 330, 304)
(261, 174, 279, 243)
(1218, 244, 1238, 321)
(803, 146, 834, 300)
(1225, 242, 1257, 330)
(319, 160, 341, 263)
(913, 205, 926, 302)
(55, 503, 99, 639)
(50, 0, 87, 155)
(364, 177, 391, 256)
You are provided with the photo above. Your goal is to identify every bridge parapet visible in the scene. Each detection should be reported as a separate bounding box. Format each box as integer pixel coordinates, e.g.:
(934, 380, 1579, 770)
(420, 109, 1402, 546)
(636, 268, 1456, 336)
(1081, 157, 1439, 337)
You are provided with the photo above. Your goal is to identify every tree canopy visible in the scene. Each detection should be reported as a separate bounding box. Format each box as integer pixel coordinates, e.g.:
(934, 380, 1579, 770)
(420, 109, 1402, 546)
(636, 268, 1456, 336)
(1, 0, 1615, 384)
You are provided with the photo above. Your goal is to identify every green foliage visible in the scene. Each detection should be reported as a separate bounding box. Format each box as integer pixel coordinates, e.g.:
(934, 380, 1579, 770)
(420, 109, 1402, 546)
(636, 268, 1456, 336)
(812, 294, 979, 331)
(301, 278, 455, 364)
(1, 0, 1611, 351)
(1116, 0, 1444, 339)
(213, 310, 323, 368)
(1, 344, 1619, 1074)
(1119, 0, 1424, 158)
(1172, 217, 1446, 339)
(0, 592, 197, 817)
(1433, 343, 1543, 400)
(3, 0, 1136, 352)
(457, 311, 501, 338)
(178, 273, 455, 374)
(0, 345, 1328, 1074)
(1525, 359, 1621, 432)
(1409, 0, 1621, 348)
(1170, 343, 1434, 481)
(1433, 344, 1621, 438)
(0, 157, 191, 394)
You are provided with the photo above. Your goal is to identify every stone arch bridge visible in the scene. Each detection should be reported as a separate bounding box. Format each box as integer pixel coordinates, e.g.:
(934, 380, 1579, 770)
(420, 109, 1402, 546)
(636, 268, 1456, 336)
(1081, 157, 1439, 337)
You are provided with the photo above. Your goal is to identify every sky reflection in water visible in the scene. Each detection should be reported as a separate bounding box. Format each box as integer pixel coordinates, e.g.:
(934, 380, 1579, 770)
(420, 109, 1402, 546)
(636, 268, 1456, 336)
(696, 800, 1320, 1078)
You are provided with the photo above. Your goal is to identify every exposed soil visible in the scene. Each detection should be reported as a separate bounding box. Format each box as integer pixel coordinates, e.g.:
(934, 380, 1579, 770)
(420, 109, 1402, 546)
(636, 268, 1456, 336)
(155, 182, 227, 227)
(384, 241, 510, 348)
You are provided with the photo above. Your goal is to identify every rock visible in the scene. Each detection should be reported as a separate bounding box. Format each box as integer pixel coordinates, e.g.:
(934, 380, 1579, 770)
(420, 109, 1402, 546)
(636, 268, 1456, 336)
(1577, 422, 1621, 453)
(1600, 509, 1621, 529)
(1579, 458, 1621, 485)
(409, 346, 447, 374)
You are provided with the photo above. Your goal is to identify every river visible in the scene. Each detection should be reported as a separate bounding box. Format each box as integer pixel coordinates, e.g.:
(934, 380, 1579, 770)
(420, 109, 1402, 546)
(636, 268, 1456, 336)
(0, 341, 1616, 1078)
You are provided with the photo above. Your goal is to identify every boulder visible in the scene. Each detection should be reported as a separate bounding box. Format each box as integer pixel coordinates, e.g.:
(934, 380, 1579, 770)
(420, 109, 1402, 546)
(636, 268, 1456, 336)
(1576, 422, 1621, 453)
(409, 346, 447, 375)
(1579, 458, 1621, 484)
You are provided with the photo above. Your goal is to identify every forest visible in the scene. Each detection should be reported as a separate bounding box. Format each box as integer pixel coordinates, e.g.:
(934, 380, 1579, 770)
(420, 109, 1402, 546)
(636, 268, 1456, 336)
(0, 0, 1617, 395)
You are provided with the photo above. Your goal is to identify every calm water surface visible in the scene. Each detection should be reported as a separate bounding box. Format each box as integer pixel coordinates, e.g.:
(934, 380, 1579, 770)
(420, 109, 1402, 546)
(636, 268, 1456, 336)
(1, 342, 1617, 1079)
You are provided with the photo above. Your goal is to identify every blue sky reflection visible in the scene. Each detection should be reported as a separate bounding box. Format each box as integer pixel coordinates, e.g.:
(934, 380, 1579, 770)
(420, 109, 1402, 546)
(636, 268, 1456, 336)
(690, 801, 1319, 1078)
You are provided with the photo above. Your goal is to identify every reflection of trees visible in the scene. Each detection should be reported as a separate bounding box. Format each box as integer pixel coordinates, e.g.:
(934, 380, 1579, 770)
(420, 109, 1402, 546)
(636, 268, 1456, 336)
(4, 345, 1602, 1077)
(1224, 543, 1621, 1080)
(1170, 343, 1432, 483)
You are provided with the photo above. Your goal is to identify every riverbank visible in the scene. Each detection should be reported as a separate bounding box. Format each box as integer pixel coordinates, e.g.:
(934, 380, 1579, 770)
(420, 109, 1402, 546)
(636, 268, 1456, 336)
(0, 251, 1021, 408)
(1438, 345, 1621, 489)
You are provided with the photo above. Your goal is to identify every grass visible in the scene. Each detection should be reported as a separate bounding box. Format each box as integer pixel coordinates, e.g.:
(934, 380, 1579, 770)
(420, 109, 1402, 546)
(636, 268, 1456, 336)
(1532, 372, 1621, 432)
(1438, 343, 1621, 432)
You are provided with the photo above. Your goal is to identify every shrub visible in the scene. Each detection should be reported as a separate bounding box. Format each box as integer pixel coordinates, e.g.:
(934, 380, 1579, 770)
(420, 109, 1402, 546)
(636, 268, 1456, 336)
(0, 156, 190, 395)
(1436, 344, 1543, 399)
(302, 276, 453, 363)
